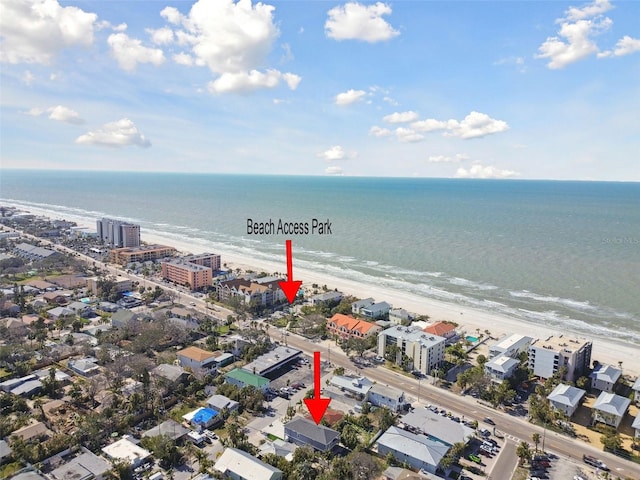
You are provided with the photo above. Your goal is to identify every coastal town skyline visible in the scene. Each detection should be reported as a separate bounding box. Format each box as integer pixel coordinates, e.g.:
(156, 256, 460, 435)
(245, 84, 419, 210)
(1, 0, 640, 180)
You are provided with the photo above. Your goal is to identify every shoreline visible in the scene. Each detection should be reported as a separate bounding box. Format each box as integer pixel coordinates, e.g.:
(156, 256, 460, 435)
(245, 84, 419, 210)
(9, 204, 640, 378)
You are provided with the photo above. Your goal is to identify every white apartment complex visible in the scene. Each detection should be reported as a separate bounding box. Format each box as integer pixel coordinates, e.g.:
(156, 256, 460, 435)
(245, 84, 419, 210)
(528, 336, 592, 382)
(378, 325, 446, 375)
(96, 218, 140, 248)
(489, 333, 533, 359)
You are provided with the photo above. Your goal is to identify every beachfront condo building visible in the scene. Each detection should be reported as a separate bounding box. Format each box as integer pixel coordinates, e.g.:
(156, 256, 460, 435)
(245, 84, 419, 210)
(162, 259, 212, 290)
(378, 325, 446, 376)
(109, 244, 177, 265)
(489, 333, 533, 359)
(528, 336, 592, 382)
(96, 217, 140, 248)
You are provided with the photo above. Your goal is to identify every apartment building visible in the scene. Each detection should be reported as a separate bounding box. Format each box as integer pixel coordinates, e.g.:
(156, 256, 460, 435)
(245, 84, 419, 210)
(162, 260, 212, 290)
(327, 313, 381, 341)
(96, 218, 140, 248)
(489, 333, 533, 359)
(528, 336, 592, 382)
(216, 278, 284, 307)
(109, 244, 176, 265)
(378, 325, 446, 376)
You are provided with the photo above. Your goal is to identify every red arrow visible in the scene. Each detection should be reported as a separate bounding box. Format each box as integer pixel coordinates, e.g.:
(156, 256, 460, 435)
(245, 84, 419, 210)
(303, 351, 331, 424)
(278, 239, 302, 304)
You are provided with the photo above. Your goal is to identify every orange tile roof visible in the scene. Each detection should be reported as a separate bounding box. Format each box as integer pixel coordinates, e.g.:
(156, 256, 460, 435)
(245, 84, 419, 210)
(177, 346, 216, 362)
(423, 321, 455, 336)
(329, 314, 378, 335)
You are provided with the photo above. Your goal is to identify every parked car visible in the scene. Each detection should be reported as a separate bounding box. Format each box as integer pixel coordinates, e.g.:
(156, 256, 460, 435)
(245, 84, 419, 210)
(484, 417, 495, 425)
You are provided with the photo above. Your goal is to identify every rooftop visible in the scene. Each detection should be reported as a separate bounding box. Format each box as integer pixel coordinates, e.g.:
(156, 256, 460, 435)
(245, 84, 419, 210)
(485, 354, 520, 373)
(593, 391, 631, 417)
(330, 375, 374, 396)
(381, 325, 447, 347)
(242, 345, 302, 376)
(547, 383, 586, 407)
(377, 426, 449, 467)
(102, 435, 151, 465)
(423, 321, 455, 337)
(401, 410, 474, 446)
(530, 335, 591, 353)
(490, 333, 533, 352)
(50, 451, 111, 480)
(226, 368, 270, 388)
(143, 419, 190, 441)
(214, 448, 283, 480)
(590, 364, 622, 384)
(177, 346, 217, 362)
(285, 417, 340, 447)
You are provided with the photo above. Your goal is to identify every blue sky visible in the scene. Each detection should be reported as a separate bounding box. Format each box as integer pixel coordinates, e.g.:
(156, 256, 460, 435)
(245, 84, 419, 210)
(1, 0, 638, 179)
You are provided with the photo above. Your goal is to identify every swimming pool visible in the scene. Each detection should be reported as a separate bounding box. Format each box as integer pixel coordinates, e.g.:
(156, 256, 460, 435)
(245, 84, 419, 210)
(466, 336, 479, 343)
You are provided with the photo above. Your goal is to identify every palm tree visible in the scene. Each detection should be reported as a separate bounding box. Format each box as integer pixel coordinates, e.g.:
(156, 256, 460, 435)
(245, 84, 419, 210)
(516, 441, 532, 466)
(532, 432, 541, 453)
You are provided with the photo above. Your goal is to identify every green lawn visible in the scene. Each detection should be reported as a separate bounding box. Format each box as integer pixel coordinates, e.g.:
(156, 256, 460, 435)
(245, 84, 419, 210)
(266, 433, 282, 441)
(0, 462, 23, 479)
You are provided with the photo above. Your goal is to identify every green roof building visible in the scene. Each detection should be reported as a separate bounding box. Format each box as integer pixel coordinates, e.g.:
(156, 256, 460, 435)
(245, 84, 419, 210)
(225, 368, 270, 391)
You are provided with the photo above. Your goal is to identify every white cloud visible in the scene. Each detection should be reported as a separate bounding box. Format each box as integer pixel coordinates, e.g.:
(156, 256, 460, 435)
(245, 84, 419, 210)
(158, 0, 299, 93)
(335, 89, 367, 106)
(208, 69, 301, 94)
(427, 153, 469, 163)
(533, 0, 640, 69)
(325, 166, 344, 175)
(47, 105, 85, 124)
(147, 26, 174, 45)
(173, 52, 195, 66)
(0, 0, 97, 64)
(395, 127, 424, 143)
(280, 43, 294, 63)
(383, 96, 399, 106)
(325, 2, 399, 42)
(565, 0, 612, 21)
(22, 105, 85, 124)
(319, 145, 347, 161)
(446, 111, 509, 139)
(369, 126, 392, 137)
(411, 118, 450, 132)
(455, 164, 519, 179)
(599, 35, 640, 57)
(383, 111, 419, 124)
(381, 112, 508, 140)
(108, 33, 165, 72)
(75, 118, 151, 148)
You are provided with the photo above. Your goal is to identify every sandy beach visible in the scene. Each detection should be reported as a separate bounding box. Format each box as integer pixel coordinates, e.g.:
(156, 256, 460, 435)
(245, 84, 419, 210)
(21, 208, 640, 378)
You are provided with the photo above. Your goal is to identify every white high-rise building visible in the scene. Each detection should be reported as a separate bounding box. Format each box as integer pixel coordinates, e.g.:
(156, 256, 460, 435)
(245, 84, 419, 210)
(97, 218, 140, 248)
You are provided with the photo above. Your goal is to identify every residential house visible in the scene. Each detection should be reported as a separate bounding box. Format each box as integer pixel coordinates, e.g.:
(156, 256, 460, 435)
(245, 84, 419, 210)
(176, 346, 220, 378)
(352, 298, 375, 315)
(0, 375, 42, 397)
(632, 415, 640, 439)
(46, 306, 74, 322)
(378, 325, 446, 376)
(528, 336, 592, 382)
(361, 301, 392, 319)
(110, 309, 139, 328)
(401, 409, 475, 446)
(12, 422, 52, 442)
(367, 384, 406, 412)
(50, 450, 112, 480)
(284, 417, 340, 452)
(485, 354, 520, 382)
(143, 419, 190, 442)
(376, 426, 449, 475)
(590, 364, 622, 393)
(214, 448, 283, 480)
(310, 291, 343, 306)
(389, 308, 415, 326)
(592, 391, 631, 429)
(68, 357, 100, 376)
(489, 334, 533, 359)
(0, 440, 11, 465)
(633, 377, 640, 406)
(225, 368, 270, 392)
(151, 364, 189, 386)
(67, 301, 93, 318)
(183, 407, 220, 430)
(329, 375, 374, 399)
(102, 435, 151, 469)
(0, 317, 27, 337)
(547, 383, 586, 418)
(259, 439, 298, 462)
(13, 242, 61, 261)
(43, 291, 69, 305)
(206, 394, 240, 413)
(423, 321, 457, 341)
(327, 313, 381, 341)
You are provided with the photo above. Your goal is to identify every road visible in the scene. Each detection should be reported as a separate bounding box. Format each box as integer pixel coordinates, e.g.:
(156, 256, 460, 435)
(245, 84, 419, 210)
(283, 333, 640, 479)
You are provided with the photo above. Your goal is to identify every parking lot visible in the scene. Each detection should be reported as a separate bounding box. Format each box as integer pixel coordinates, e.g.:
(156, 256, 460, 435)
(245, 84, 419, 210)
(267, 354, 326, 399)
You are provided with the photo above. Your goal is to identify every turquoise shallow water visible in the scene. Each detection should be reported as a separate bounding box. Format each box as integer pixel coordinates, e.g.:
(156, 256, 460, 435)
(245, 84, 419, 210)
(1, 170, 639, 345)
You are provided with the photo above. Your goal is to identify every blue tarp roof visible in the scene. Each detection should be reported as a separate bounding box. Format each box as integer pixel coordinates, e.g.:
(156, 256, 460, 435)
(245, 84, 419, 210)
(193, 407, 218, 424)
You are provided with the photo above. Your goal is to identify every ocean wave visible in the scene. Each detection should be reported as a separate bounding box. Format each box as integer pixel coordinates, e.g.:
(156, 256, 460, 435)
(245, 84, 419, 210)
(449, 277, 499, 290)
(509, 290, 600, 312)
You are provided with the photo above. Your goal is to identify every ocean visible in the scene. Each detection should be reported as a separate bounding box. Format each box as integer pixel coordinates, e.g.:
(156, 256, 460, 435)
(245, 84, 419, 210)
(1, 170, 639, 345)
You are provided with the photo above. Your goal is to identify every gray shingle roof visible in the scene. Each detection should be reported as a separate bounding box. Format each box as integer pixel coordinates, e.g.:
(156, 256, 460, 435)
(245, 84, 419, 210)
(285, 417, 339, 446)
